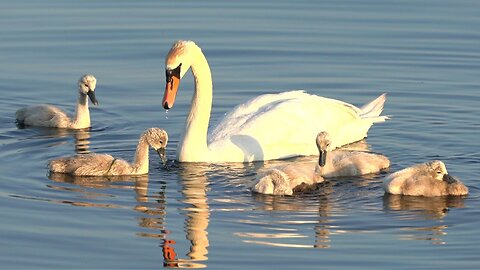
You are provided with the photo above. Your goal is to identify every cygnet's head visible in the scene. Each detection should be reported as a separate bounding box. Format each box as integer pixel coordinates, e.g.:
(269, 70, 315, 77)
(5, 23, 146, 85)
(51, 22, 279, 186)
(316, 131, 332, 167)
(143, 127, 169, 165)
(425, 160, 452, 182)
(78, 74, 98, 105)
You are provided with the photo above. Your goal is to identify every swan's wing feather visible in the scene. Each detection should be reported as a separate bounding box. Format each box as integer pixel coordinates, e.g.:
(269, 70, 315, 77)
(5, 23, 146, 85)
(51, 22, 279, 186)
(209, 91, 360, 157)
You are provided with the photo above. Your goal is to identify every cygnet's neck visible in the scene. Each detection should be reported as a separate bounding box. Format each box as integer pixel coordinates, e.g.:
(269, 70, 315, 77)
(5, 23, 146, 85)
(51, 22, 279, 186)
(177, 46, 213, 161)
(71, 92, 90, 129)
(315, 150, 335, 176)
(132, 135, 151, 174)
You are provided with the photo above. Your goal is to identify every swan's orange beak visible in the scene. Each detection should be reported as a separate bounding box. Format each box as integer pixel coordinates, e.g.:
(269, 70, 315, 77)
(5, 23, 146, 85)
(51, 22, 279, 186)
(163, 64, 182, 110)
(163, 76, 180, 110)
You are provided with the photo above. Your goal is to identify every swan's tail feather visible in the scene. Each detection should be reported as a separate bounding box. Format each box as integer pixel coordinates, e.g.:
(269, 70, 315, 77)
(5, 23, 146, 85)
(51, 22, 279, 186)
(359, 93, 390, 123)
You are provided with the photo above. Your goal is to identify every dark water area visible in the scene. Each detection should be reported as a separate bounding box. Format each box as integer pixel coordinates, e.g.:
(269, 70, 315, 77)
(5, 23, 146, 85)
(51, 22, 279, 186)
(1, 0, 479, 269)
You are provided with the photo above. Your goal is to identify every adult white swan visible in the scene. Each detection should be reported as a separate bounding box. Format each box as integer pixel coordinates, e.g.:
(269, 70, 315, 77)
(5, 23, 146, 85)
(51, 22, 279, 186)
(162, 40, 389, 162)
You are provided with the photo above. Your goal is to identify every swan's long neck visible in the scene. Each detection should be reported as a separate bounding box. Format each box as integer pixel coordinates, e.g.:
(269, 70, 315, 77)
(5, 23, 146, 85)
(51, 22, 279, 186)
(177, 48, 213, 161)
(71, 93, 90, 129)
(132, 135, 150, 174)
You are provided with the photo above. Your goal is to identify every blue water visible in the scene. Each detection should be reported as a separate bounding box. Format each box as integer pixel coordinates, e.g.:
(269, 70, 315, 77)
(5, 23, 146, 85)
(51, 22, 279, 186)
(1, 0, 480, 269)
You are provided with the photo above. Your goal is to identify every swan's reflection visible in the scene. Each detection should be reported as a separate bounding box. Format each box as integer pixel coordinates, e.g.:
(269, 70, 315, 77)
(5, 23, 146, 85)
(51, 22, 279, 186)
(158, 163, 211, 268)
(383, 194, 467, 244)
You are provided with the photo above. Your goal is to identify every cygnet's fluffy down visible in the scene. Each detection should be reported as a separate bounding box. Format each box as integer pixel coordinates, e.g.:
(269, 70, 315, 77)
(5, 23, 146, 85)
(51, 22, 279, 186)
(252, 131, 390, 195)
(315, 131, 390, 178)
(49, 128, 168, 176)
(384, 160, 468, 197)
(16, 74, 98, 129)
(253, 162, 324, 196)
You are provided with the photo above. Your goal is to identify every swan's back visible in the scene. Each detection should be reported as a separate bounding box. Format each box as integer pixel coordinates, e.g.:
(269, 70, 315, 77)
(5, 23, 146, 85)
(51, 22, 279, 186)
(209, 91, 367, 159)
(16, 105, 72, 128)
(49, 153, 133, 176)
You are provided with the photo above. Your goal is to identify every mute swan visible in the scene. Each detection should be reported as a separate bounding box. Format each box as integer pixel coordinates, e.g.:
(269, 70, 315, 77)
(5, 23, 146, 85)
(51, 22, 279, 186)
(48, 128, 168, 176)
(16, 74, 98, 129)
(252, 131, 389, 195)
(384, 160, 468, 197)
(162, 40, 389, 162)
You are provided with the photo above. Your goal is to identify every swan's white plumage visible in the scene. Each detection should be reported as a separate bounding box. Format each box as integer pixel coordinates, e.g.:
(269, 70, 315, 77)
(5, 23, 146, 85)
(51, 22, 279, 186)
(209, 91, 388, 159)
(15, 74, 98, 129)
(384, 160, 468, 197)
(163, 40, 389, 162)
(48, 128, 168, 176)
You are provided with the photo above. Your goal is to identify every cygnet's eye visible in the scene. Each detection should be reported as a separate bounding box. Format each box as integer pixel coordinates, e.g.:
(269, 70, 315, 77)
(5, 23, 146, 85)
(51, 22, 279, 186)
(159, 140, 163, 144)
(436, 171, 442, 174)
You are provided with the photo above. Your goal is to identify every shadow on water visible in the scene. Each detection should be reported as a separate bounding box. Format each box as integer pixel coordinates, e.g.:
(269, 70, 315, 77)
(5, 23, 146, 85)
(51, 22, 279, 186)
(383, 193, 467, 245)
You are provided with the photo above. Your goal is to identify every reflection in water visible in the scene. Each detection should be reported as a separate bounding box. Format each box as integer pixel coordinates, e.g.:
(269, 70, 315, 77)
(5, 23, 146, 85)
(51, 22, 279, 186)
(48, 172, 149, 206)
(244, 181, 335, 249)
(383, 194, 466, 220)
(16, 125, 93, 154)
(48, 161, 211, 268)
(74, 129, 91, 154)
(383, 194, 467, 244)
(158, 163, 211, 268)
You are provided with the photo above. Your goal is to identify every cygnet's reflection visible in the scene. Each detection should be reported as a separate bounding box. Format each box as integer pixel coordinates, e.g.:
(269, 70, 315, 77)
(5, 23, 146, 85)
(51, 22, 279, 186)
(15, 124, 94, 153)
(248, 180, 335, 249)
(48, 172, 149, 207)
(383, 194, 467, 244)
(74, 129, 91, 154)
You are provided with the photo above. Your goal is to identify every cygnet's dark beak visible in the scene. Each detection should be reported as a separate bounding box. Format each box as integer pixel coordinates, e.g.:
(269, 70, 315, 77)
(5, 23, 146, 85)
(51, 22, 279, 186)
(157, 147, 167, 167)
(318, 150, 327, 167)
(442, 174, 457, 184)
(87, 90, 99, 105)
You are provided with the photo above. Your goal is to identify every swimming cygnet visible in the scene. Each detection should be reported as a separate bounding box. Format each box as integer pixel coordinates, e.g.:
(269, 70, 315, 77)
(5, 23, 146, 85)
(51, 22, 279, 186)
(49, 128, 168, 176)
(384, 160, 468, 197)
(252, 131, 390, 195)
(315, 131, 390, 178)
(16, 74, 98, 129)
(252, 162, 325, 196)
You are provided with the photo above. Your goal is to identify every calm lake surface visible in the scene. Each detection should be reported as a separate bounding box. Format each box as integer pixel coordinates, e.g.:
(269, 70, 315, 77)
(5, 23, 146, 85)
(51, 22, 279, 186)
(1, 0, 479, 269)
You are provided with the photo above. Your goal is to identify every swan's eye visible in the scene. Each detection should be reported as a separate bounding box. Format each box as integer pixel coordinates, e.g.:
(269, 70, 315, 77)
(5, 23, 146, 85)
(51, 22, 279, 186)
(166, 63, 182, 83)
